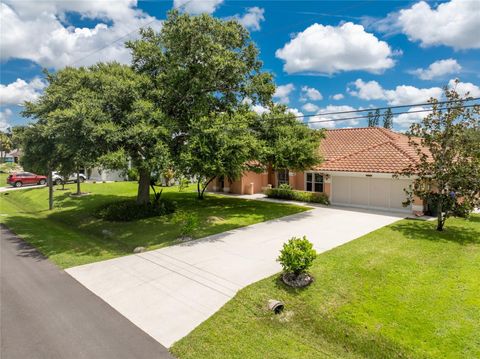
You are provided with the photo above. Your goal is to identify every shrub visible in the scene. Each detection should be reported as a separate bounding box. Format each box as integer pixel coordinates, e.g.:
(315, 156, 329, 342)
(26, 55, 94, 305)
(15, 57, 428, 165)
(127, 168, 139, 181)
(277, 236, 317, 276)
(95, 198, 176, 222)
(173, 211, 199, 239)
(266, 187, 329, 205)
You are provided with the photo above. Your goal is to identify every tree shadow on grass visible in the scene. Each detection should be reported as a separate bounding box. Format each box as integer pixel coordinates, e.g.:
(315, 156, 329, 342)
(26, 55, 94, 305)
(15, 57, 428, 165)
(390, 218, 480, 245)
(1, 224, 47, 262)
(2, 215, 129, 266)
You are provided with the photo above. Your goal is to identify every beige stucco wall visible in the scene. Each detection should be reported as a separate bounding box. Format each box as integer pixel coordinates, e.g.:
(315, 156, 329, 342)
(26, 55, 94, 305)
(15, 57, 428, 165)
(206, 171, 268, 195)
(242, 171, 268, 194)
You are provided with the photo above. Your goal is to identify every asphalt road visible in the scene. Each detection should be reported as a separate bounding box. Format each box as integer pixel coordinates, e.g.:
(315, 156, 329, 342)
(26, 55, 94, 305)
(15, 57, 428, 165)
(0, 225, 174, 359)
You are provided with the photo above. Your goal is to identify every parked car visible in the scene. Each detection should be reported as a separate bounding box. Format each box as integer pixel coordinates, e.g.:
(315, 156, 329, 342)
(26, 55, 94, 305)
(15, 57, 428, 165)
(7, 172, 47, 187)
(52, 171, 86, 185)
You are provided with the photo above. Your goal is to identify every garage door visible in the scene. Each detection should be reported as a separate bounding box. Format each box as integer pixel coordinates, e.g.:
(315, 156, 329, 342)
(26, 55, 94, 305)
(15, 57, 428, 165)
(331, 176, 412, 212)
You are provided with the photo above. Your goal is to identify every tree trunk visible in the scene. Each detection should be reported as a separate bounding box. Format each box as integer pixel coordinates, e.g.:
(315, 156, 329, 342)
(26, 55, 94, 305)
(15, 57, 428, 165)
(198, 176, 215, 200)
(136, 168, 151, 205)
(48, 168, 53, 210)
(436, 200, 444, 231)
(76, 169, 81, 195)
(197, 178, 202, 199)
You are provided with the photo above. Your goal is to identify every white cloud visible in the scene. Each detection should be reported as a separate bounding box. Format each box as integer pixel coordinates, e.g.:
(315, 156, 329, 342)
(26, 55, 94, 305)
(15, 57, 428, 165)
(348, 79, 385, 101)
(411, 59, 461, 80)
(332, 93, 344, 100)
(300, 86, 323, 101)
(174, 0, 223, 14)
(242, 97, 270, 115)
(252, 104, 270, 115)
(287, 108, 304, 121)
(0, 78, 46, 106)
(275, 22, 395, 75)
(273, 84, 295, 104)
(387, 0, 480, 50)
(448, 79, 480, 98)
(0, 108, 13, 132)
(1, 1, 163, 69)
(234, 7, 265, 31)
(309, 105, 359, 129)
(395, 107, 431, 128)
(349, 79, 443, 105)
(302, 103, 320, 113)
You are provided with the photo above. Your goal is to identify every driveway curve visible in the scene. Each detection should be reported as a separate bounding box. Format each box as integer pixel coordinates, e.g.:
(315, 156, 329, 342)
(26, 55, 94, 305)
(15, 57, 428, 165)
(67, 204, 404, 348)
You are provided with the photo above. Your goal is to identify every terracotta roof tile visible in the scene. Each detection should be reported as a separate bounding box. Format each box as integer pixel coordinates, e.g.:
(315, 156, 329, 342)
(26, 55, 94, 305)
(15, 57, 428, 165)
(314, 127, 424, 174)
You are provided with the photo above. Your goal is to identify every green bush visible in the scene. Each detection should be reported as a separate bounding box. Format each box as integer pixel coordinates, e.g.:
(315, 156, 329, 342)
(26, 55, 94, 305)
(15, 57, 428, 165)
(173, 211, 199, 239)
(277, 236, 317, 275)
(127, 168, 139, 181)
(95, 198, 176, 222)
(266, 186, 329, 205)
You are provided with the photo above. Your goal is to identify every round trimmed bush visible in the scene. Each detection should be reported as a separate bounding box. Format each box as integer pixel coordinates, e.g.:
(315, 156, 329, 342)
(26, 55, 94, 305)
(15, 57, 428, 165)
(277, 236, 317, 276)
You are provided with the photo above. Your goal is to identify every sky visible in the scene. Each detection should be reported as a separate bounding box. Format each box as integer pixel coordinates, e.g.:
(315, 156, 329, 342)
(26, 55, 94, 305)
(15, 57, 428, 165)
(1, 0, 479, 132)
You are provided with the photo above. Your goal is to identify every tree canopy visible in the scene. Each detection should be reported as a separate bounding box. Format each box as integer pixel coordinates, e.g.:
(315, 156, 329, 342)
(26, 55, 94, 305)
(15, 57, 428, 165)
(400, 84, 480, 231)
(19, 10, 324, 206)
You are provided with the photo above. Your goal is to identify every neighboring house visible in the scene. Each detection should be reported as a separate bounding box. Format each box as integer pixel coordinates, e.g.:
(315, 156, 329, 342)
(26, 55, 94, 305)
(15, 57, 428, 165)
(2, 149, 22, 163)
(87, 167, 127, 182)
(208, 127, 425, 214)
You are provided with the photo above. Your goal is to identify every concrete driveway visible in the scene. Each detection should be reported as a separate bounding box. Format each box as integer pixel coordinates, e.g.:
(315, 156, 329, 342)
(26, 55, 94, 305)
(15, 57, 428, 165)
(67, 205, 404, 348)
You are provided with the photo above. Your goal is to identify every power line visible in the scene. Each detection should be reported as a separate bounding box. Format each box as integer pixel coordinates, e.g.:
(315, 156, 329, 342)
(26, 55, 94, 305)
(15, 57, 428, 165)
(69, 18, 159, 66)
(302, 103, 479, 126)
(298, 97, 480, 119)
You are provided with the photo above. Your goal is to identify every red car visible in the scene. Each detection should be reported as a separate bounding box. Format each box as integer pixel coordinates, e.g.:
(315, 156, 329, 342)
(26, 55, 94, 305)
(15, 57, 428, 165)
(7, 172, 47, 187)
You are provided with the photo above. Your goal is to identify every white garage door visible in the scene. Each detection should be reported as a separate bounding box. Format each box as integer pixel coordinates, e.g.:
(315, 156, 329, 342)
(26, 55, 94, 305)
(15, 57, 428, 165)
(331, 176, 412, 212)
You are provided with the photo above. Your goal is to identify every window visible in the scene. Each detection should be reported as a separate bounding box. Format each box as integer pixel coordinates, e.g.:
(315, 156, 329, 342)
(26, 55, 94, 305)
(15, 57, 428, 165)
(306, 173, 323, 192)
(277, 169, 289, 186)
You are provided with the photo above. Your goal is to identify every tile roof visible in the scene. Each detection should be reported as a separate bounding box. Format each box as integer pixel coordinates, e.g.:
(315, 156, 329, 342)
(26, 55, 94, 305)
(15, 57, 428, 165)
(314, 127, 423, 174)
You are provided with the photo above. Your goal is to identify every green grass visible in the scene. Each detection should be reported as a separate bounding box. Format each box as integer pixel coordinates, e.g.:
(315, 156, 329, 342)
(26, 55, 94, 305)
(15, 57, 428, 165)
(172, 215, 480, 359)
(0, 172, 8, 187)
(0, 182, 308, 268)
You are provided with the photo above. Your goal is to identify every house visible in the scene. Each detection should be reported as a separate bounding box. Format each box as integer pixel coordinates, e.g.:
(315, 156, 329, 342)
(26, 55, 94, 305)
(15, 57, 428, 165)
(87, 167, 127, 182)
(207, 127, 425, 214)
(2, 149, 22, 163)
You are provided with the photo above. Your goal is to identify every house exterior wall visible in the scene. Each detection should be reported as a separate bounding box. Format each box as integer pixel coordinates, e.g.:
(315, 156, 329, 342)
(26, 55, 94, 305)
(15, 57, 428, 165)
(89, 167, 126, 182)
(206, 171, 269, 195)
(242, 171, 268, 194)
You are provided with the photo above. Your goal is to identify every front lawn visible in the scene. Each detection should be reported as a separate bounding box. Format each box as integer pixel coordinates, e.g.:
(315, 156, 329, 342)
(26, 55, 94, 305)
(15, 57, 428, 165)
(0, 172, 8, 187)
(0, 182, 308, 268)
(172, 215, 480, 359)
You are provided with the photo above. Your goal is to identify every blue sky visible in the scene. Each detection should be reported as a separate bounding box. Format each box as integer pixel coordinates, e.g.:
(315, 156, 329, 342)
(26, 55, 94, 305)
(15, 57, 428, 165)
(1, 0, 479, 131)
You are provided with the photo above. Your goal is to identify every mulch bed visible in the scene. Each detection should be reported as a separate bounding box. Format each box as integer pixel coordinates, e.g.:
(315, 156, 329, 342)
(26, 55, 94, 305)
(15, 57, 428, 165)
(282, 272, 314, 288)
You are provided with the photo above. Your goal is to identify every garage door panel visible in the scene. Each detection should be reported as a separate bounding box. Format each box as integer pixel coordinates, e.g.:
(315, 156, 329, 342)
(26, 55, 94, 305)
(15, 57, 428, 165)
(350, 178, 370, 206)
(332, 176, 412, 212)
(369, 178, 390, 208)
(390, 179, 411, 210)
(332, 176, 350, 205)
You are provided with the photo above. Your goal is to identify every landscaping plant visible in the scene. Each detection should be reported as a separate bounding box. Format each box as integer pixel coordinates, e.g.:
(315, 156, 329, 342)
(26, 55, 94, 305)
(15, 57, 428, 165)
(95, 198, 176, 222)
(277, 236, 317, 287)
(399, 83, 480, 231)
(173, 211, 199, 239)
(266, 185, 329, 204)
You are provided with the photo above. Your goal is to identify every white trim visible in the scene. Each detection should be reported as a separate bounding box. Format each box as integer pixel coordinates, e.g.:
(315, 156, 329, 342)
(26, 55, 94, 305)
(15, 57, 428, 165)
(322, 171, 414, 180)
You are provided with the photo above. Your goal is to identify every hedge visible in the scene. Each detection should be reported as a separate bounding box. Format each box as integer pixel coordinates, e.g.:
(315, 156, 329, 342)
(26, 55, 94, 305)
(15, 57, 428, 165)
(265, 186, 329, 205)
